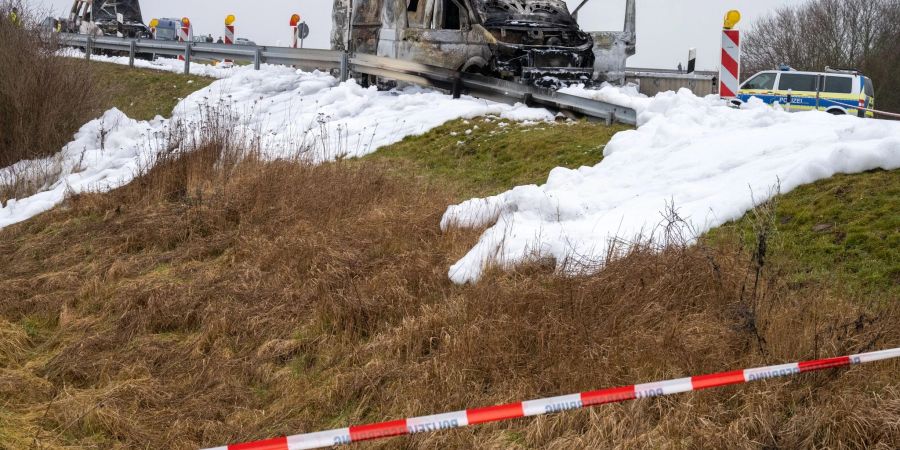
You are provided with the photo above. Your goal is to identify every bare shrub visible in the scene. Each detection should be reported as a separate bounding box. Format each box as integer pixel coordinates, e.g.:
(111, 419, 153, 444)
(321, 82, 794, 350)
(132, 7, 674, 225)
(0, 0, 108, 168)
(743, 0, 900, 112)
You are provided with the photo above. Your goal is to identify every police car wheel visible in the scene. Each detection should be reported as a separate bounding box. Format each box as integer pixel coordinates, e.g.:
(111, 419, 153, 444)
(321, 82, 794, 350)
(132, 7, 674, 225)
(827, 109, 846, 115)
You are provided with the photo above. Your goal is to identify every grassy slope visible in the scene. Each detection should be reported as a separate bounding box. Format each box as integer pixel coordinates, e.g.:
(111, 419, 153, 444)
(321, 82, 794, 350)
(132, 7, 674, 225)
(0, 62, 213, 445)
(368, 117, 630, 197)
(53, 63, 897, 302)
(713, 170, 899, 298)
(2, 144, 896, 449)
(84, 60, 215, 120)
(76, 59, 899, 297)
(372, 116, 898, 298)
(1, 64, 897, 448)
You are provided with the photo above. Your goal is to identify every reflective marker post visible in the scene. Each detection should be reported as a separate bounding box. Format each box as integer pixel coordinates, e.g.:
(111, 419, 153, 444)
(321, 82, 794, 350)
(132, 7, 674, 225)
(687, 48, 696, 74)
(223, 14, 235, 68)
(289, 14, 301, 49)
(719, 10, 741, 98)
(178, 16, 191, 68)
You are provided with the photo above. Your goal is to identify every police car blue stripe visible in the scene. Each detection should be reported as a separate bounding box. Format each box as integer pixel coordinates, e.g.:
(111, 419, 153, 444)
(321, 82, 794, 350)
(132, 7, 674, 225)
(738, 94, 857, 111)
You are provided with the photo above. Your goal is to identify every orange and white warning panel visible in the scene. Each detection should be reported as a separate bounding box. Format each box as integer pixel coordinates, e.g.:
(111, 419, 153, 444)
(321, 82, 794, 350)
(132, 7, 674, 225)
(719, 10, 742, 98)
(201, 347, 900, 450)
(719, 30, 740, 97)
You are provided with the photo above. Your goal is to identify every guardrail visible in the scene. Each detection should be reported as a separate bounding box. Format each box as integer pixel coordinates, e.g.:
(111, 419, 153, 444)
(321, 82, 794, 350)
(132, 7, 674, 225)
(57, 33, 636, 126)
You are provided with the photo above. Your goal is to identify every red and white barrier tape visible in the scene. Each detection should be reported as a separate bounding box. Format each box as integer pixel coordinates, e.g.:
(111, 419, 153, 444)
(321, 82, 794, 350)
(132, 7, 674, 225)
(202, 347, 900, 450)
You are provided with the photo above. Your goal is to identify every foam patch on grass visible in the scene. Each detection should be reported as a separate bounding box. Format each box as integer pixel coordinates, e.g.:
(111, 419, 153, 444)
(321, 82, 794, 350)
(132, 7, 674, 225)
(441, 86, 900, 284)
(1, 65, 551, 229)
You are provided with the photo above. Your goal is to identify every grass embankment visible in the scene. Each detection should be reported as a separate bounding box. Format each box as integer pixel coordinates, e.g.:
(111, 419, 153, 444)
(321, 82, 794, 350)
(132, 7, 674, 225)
(86, 60, 215, 120)
(376, 117, 898, 299)
(711, 170, 899, 299)
(0, 65, 898, 448)
(369, 117, 630, 197)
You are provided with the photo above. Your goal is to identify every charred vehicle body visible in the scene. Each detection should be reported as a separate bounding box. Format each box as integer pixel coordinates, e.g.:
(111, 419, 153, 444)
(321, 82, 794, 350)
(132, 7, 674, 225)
(477, 0, 594, 84)
(65, 0, 152, 38)
(332, 0, 635, 86)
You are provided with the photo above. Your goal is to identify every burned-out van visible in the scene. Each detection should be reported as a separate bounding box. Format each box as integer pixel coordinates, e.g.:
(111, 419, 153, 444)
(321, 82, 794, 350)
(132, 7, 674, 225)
(332, 0, 636, 86)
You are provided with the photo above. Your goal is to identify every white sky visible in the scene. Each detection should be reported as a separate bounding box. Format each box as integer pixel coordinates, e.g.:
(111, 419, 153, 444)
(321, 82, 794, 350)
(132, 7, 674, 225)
(38, 0, 806, 70)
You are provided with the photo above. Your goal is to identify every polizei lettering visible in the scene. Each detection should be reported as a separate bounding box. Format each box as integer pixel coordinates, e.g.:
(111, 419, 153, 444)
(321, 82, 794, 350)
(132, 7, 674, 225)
(747, 366, 800, 381)
(332, 434, 352, 445)
(544, 399, 583, 413)
(635, 388, 664, 398)
(408, 419, 459, 434)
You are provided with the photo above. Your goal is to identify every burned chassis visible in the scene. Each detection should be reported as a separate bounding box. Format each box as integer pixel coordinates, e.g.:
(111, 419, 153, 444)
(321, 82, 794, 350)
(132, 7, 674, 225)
(332, 0, 635, 87)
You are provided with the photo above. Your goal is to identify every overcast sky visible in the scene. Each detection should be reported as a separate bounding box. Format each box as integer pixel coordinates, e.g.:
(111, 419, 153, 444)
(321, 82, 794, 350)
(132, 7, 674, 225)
(39, 0, 806, 70)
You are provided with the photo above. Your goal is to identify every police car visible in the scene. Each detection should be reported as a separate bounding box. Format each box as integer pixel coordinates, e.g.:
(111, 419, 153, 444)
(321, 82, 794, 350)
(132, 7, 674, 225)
(731, 66, 875, 118)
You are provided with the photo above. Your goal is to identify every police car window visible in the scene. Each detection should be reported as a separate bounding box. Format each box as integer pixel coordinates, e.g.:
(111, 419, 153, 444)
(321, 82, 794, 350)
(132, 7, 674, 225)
(742, 73, 776, 90)
(823, 76, 853, 94)
(777, 73, 817, 91)
(864, 78, 874, 97)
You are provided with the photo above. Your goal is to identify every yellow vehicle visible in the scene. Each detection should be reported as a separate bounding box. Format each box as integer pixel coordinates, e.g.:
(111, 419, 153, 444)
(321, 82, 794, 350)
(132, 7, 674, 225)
(731, 67, 875, 118)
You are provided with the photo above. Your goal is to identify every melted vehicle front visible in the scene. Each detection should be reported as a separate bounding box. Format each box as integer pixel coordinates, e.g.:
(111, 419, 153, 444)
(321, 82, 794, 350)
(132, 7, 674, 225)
(475, 0, 594, 86)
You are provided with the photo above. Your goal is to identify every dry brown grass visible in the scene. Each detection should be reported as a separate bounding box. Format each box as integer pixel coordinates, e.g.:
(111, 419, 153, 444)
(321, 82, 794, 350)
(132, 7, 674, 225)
(0, 133, 898, 449)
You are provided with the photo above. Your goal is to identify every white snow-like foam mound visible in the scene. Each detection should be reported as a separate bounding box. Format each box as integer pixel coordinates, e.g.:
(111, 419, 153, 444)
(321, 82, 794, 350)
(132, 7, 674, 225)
(175, 66, 553, 161)
(441, 86, 900, 284)
(0, 108, 161, 229)
(0, 66, 552, 229)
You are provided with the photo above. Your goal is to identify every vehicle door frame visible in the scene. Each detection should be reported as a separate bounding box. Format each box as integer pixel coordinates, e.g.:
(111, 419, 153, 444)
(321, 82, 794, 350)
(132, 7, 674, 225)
(394, 0, 491, 71)
(774, 72, 819, 110)
(819, 74, 857, 114)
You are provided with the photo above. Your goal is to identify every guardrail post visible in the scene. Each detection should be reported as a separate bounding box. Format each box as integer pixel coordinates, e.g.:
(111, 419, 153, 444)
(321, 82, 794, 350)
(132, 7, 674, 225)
(183, 43, 191, 75)
(339, 52, 349, 82)
(452, 74, 462, 99)
(254, 47, 263, 70)
(128, 40, 136, 68)
(85, 36, 92, 60)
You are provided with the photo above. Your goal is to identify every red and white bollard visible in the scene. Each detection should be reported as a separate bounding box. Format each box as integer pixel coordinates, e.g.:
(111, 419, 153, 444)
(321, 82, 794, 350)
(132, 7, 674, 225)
(177, 17, 191, 61)
(719, 10, 741, 98)
(222, 14, 235, 68)
(290, 14, 301, 48)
